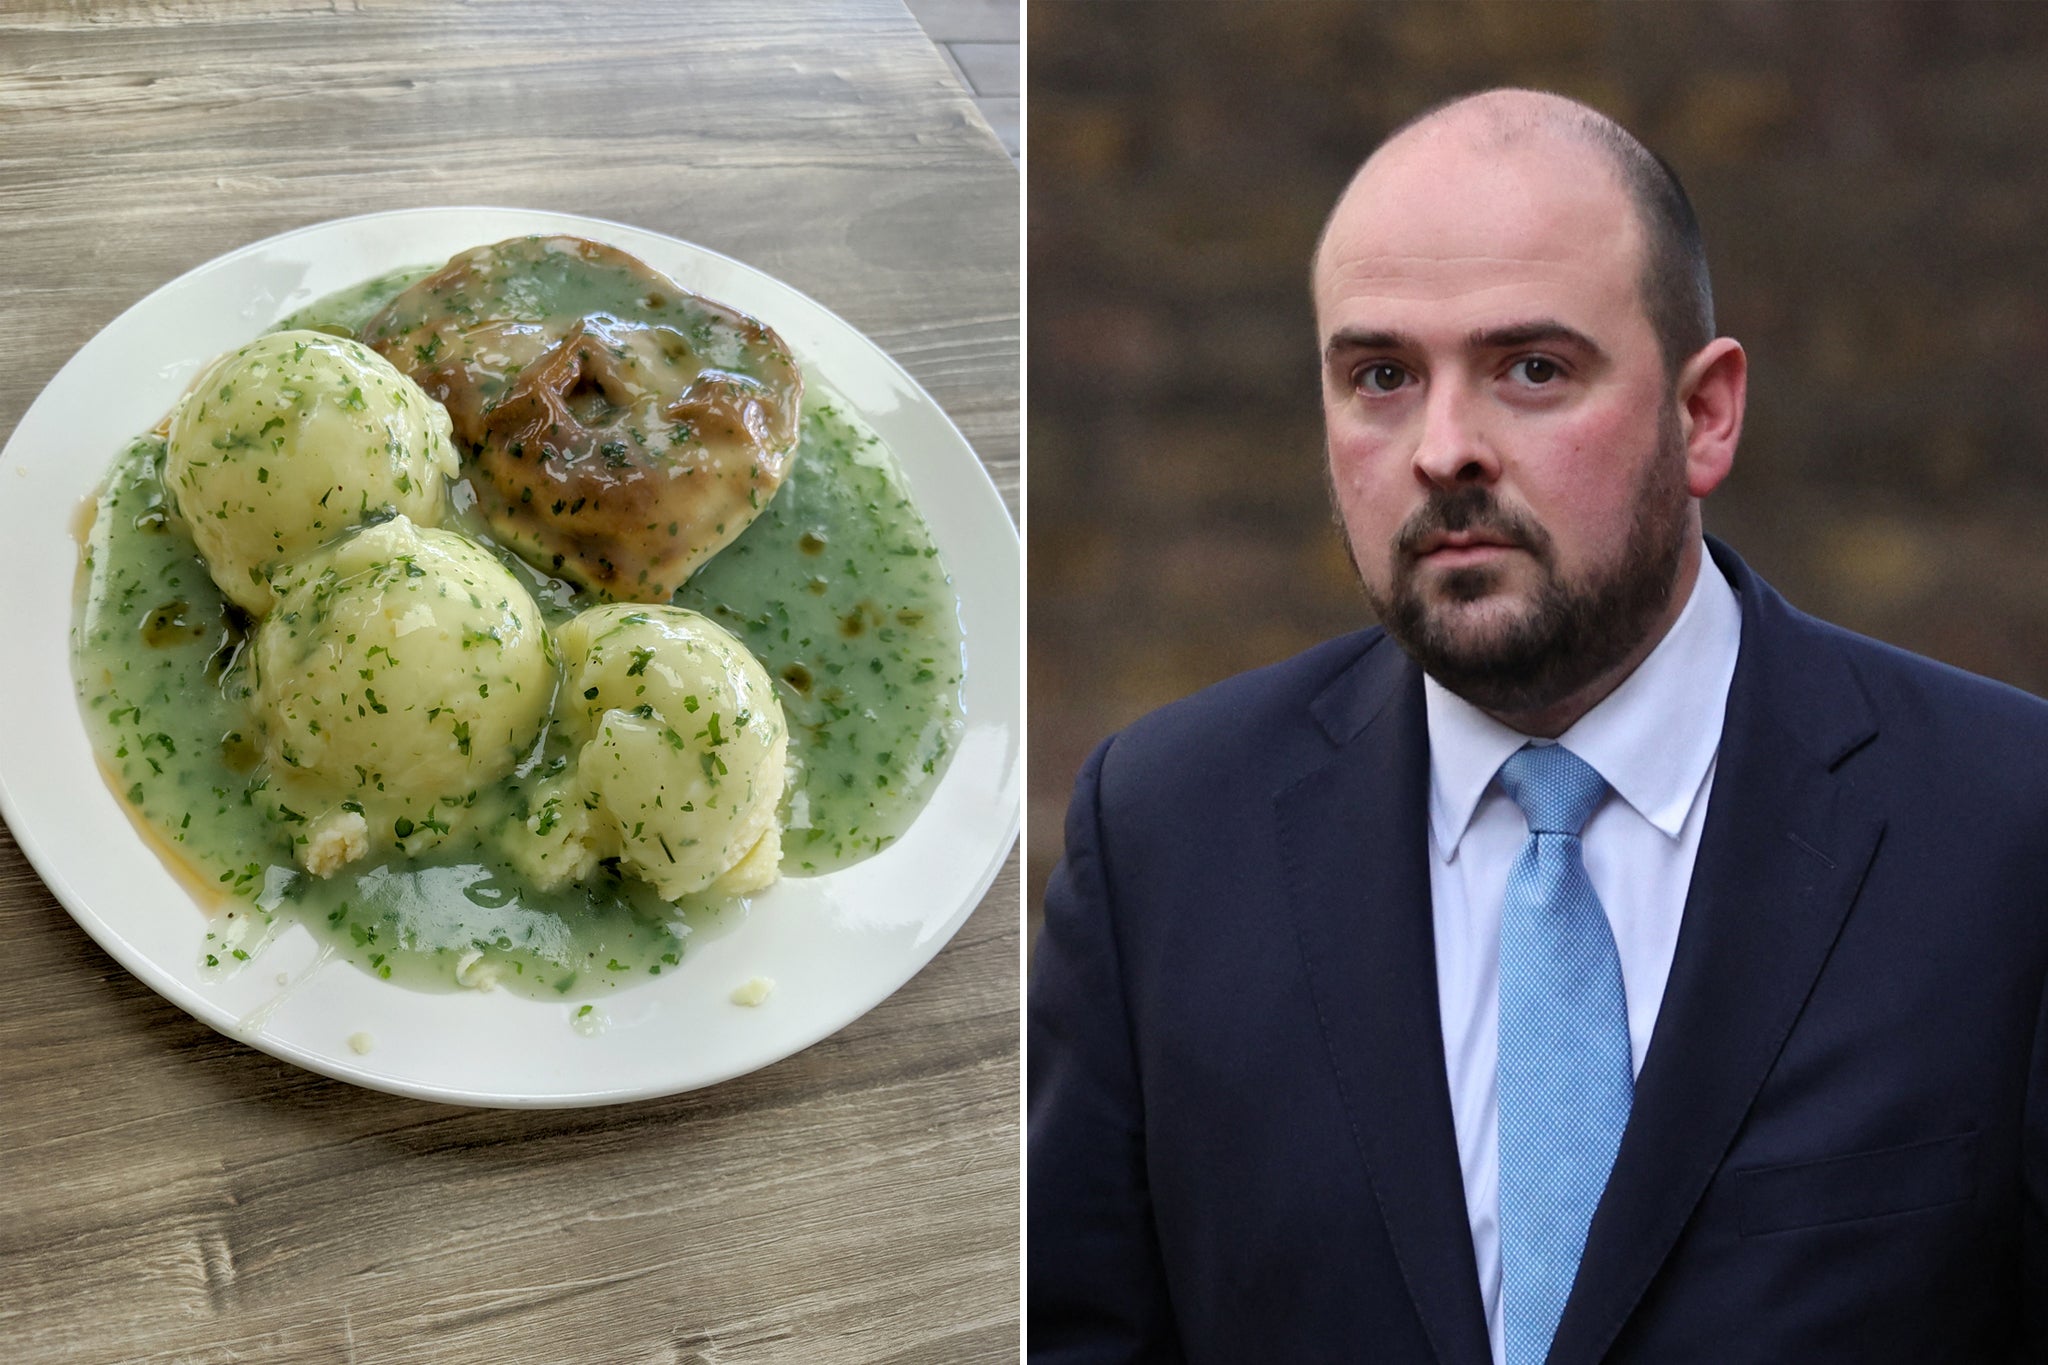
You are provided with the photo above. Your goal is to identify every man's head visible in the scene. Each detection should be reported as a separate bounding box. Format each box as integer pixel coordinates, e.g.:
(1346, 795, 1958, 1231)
(1313, 89, 1747, 735)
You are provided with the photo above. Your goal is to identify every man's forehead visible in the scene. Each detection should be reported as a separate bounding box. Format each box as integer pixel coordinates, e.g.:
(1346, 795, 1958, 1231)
(1315, 129, 1645, 328)
(1330, 131, 1630, 257)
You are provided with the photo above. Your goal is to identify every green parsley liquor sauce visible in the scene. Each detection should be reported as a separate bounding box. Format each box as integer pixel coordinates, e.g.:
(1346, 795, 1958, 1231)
(77, 278, 964, 999)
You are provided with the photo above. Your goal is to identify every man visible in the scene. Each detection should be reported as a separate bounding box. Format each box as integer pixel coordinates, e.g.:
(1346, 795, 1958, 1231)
(1028, 89, 2048, 1363)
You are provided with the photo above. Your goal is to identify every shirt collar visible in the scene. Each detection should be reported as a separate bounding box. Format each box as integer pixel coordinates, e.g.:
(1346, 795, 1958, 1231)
(1424, 545, 1743, 859)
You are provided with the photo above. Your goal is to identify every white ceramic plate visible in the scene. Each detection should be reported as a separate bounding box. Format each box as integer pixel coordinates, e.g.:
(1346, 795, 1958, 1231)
(0, 208, 1019, 1107)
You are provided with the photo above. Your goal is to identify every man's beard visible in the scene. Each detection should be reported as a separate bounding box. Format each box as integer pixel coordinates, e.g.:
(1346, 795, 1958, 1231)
(1342, 414, 1690, 718)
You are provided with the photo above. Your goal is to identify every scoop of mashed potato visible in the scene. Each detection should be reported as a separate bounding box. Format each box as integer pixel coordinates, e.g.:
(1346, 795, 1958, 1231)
(166, 330, 456, 615)
(514, 604, 786, 900)
(253, 516, 555, 873)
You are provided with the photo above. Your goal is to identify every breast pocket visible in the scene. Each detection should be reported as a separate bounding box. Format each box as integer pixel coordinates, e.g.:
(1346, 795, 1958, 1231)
(1735, 1130, 1978, 1237)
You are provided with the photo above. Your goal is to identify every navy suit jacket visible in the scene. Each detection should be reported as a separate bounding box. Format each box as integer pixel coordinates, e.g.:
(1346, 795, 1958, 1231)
(1028, 541, 2048, 1363)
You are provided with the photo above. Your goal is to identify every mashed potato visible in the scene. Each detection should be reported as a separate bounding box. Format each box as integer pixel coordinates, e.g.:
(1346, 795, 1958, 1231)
(514, 604, 786, 900)
(253, 516, 554, 872)
(166, 330, 456, 615)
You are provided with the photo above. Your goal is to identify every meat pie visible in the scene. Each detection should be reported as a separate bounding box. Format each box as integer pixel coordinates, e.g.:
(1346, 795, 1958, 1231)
(363, 235, 802, 601)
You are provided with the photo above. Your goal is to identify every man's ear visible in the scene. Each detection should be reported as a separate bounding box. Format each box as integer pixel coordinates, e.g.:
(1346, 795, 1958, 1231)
(1676, 337, 1746, 499)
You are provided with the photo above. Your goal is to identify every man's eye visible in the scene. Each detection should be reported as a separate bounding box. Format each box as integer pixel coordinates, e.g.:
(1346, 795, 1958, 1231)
(1355, 363, 1409, 394)
(1509, 357, 1562, 385)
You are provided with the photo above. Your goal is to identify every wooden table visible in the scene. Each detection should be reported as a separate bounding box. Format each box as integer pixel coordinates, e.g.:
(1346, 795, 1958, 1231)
(0, 4, 1018, 1360)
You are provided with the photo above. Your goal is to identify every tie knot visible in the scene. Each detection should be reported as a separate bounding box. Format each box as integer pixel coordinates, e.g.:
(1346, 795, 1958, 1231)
(1499, 743, 1606, 835)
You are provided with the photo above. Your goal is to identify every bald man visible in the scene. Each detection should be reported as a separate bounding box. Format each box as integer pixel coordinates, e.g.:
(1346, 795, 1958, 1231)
(1028, 90, 2048, 1364)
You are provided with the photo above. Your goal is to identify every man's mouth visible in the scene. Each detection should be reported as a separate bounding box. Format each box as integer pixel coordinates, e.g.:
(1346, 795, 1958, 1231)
(1412, 529, 1521, 566)
(1389, 485, 1549, 578)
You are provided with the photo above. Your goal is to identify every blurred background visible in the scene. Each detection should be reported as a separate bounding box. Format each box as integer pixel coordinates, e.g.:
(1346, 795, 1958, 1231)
(1028, 0, 2048, 933)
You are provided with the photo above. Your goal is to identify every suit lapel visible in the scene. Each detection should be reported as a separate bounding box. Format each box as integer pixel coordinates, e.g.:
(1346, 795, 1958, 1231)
(1275, 635, 1493, 1365)
(1551, 545, 1887, 1364)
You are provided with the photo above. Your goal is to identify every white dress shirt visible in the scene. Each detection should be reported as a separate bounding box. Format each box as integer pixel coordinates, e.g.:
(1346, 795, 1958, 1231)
(1422, 546, 1742, 1365)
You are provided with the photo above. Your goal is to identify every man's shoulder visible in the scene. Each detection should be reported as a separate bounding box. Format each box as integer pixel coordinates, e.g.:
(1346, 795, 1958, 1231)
(1718, 539, 2048, 748)
(1783, 600, 2046, 720)
(1094, 628, 1403, 803)
(1751, 578, 2048, 770)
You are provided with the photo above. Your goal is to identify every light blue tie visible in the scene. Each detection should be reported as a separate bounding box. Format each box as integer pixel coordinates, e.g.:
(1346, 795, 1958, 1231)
(1496, 743, 1633, 1365)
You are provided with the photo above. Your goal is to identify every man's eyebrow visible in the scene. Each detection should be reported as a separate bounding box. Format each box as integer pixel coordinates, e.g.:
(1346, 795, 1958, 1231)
(1321, 321, 1609, 364)
(1467, 320, 1606, 360)
(1322, 328, 1415, 361)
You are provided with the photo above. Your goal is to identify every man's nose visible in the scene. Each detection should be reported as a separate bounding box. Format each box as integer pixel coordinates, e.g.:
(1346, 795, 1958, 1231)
(1411, 380, 1499, 487)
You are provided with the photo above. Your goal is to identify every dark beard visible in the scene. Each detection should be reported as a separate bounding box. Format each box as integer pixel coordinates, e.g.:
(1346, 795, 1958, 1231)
(1346, 420, 1689, 718)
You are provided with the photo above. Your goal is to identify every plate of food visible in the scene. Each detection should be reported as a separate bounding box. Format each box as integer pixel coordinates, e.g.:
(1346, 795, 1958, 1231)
(0, 207, 1019, 1106)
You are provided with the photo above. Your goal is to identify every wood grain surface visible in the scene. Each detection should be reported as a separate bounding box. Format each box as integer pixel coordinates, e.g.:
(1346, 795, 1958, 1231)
(0, 3, 1018, 1362)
